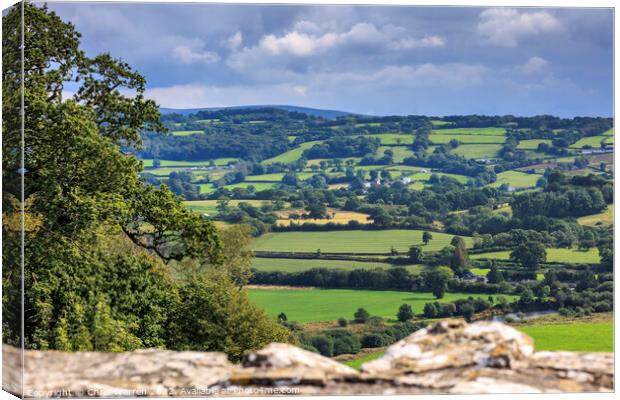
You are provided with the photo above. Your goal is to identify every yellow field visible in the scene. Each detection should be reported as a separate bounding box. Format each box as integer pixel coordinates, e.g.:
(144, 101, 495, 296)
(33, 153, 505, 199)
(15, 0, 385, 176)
(577, 205, 614, 226)
(276, 208, 370, 226)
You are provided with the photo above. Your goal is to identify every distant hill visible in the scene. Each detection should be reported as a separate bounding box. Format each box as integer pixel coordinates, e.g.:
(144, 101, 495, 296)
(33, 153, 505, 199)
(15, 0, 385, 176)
(159, 105, 363, 119)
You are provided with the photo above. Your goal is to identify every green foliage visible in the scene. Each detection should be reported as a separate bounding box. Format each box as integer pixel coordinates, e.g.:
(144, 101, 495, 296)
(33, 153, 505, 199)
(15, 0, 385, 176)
(397, 304, 414, 322)
(422, 266, 454, 299)
(510, 242, 547, 270)
(354, 307, 370, 323)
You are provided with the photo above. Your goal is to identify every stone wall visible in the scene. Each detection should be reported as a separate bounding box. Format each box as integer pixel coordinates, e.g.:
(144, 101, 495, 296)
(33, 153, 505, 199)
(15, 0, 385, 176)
(3, 319, 613, 397)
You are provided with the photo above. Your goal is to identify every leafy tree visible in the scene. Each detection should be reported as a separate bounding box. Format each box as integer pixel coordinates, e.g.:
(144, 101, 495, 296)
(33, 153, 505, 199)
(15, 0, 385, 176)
(423, 302, 438, 318)
(449, 236, 469, 275)
(422, 231, 433, 245)
(354, 308, 370, 323)
(337, 317, 348, 327)
(422, 267, 454, 299)
(277, 313, 288, 323)
(510, 242, 547, 270)
(486, 263, 504, 284)
(408, 246, 423, 263)
(397, 304, 414, 322)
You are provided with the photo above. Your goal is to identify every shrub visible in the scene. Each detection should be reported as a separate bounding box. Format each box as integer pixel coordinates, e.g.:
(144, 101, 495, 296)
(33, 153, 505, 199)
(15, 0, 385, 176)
(310, 335, 334, 357)
(397, 304, 414, 322)
(337, 317, 348, 327)
(361, 333, 385, 348)
(354, 307, 370, 323)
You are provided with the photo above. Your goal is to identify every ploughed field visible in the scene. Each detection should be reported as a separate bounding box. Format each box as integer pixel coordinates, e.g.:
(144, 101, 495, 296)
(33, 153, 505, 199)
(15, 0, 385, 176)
(251, 230, 473, 253)
(247, 287, 516, 323)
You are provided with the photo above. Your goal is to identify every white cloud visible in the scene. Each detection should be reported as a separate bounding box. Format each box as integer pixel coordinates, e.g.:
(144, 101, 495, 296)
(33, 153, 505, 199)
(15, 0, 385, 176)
(517, 56, 549, 74)
(388, 35, 446, 50)
(293, 85, 308, 96)
(173, 44, 220, 64)
(477, 9, 563, 47)
(228, 22, 446, 70)
(145, 84, 209, 108)
(226, 32, 243, 51)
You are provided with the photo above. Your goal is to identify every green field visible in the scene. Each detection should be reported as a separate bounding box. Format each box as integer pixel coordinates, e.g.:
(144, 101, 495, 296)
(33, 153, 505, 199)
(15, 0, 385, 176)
(451, 144, 502, 159)
(252, 230, 472, 253)
(570, 136, 608, 149)
(430, 120, 451, 126)
(430, 134, 506, 144)
(603, 128, 614, 136)
(519, 321, 612, 352)
(431, 127, 506, 136)
(488, 171, 541, 189)
(142, 158, 237, 167)
(245, 172, 316, 182)
(577, 205, 614, 226)
(170, 130, 204, 136)
(377, 146, 416, 163)
(262, 141, 322, 164)
(251, 258, 424, 273)
(517, 139, 552, 150)
(343, 351, 385, 369)
(248, 288, 508, 323)
(184, 199, 273, 214)
(406, 171, 471, 184)
(470, 248, 600, 264)
(366, 134, 414, 145)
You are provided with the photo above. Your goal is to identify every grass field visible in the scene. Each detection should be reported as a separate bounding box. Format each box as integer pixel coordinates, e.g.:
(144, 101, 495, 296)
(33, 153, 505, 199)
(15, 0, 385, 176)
(223, 182, 278, 191)
(451, 144, 503, 159)
(170, 130, 204, 136)
(519, 321, 612, 352)
(603, 128, 614, 136)
(245, 172, 316, 182)
(570, 136, 608, 149)
(377, 146, 416, 163)
(366, 134, 414, 145)
(252, 230, 472, 253)
(488, 171, 541, 189)
(184, 199, 274, 214)
(577, 205, 614, 226)
(343, 351, 385, 369)
(247, 288, 509, 323)
(142, 158, 237, 167)
(406, 171, 471, 184)
(470, 248, 600, 264)
(251, 258, 424, 273)
(517, 139, 552, 150)
(430, 134, 506, 144)
(430, 120, 451, 126)
(431, 127, 506, 136)
(262, 141, 322, 164)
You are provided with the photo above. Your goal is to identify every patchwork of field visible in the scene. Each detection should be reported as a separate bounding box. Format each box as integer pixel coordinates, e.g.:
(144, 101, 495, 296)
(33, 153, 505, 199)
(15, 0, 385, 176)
(488, 171, 541, 189)
(251, 258, 424, 273)
(198, 181, 279, 194)
(276, 209, 371, 226)
(451, 144, 503, 159)
(577, 205, 614, 226)
(251, 230, 473, 253)
(470, 248, 600, 264)
(518, 321, 612, 352)
(262, 141, 323, 164)
(517, 139, 552, 150)
(247, 288, 513, 323)
(245, 172, 316, 182)
(430, 134, 506, 144)
(377, 146, 416, 163)
(570, 136, 608, 148)
(431, 127, 506, 135)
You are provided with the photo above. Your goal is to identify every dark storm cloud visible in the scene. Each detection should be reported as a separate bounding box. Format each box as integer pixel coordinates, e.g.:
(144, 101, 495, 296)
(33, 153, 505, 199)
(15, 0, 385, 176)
(48, 2, 612, 117)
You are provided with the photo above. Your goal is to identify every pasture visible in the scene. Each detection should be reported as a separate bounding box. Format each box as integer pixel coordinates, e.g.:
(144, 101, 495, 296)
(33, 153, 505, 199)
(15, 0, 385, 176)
(343, 351, 385, 369)
(251, 258, 424, 273)
(430, 120, 451, 126)
(247, 288, 509, 323)
(451, 144, 502, 159)
(245, 172, 316, 182)
(262, 141, 323, 164)
(430, 134, 506, 144)
(517, 139, 552, 150)
(377, 146, 416, 163)
(519, 321, 612, 352)
(170, 130, 204, 136)
(470, 248, 600, 264)
(141, 158, 237, 167)
(488, 171, 541, 189)
(577, 205, 614, 226)
(570, 136, 608, 148)
(184, 199, 274, 214)
(251, 230, 472, 253)
(366, 134, 414, 145)
(430, 127, 506, 135)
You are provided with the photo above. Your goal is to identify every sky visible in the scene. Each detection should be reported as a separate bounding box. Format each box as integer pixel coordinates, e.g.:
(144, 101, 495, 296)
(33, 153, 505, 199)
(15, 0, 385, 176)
(46, 2, 613, 117)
